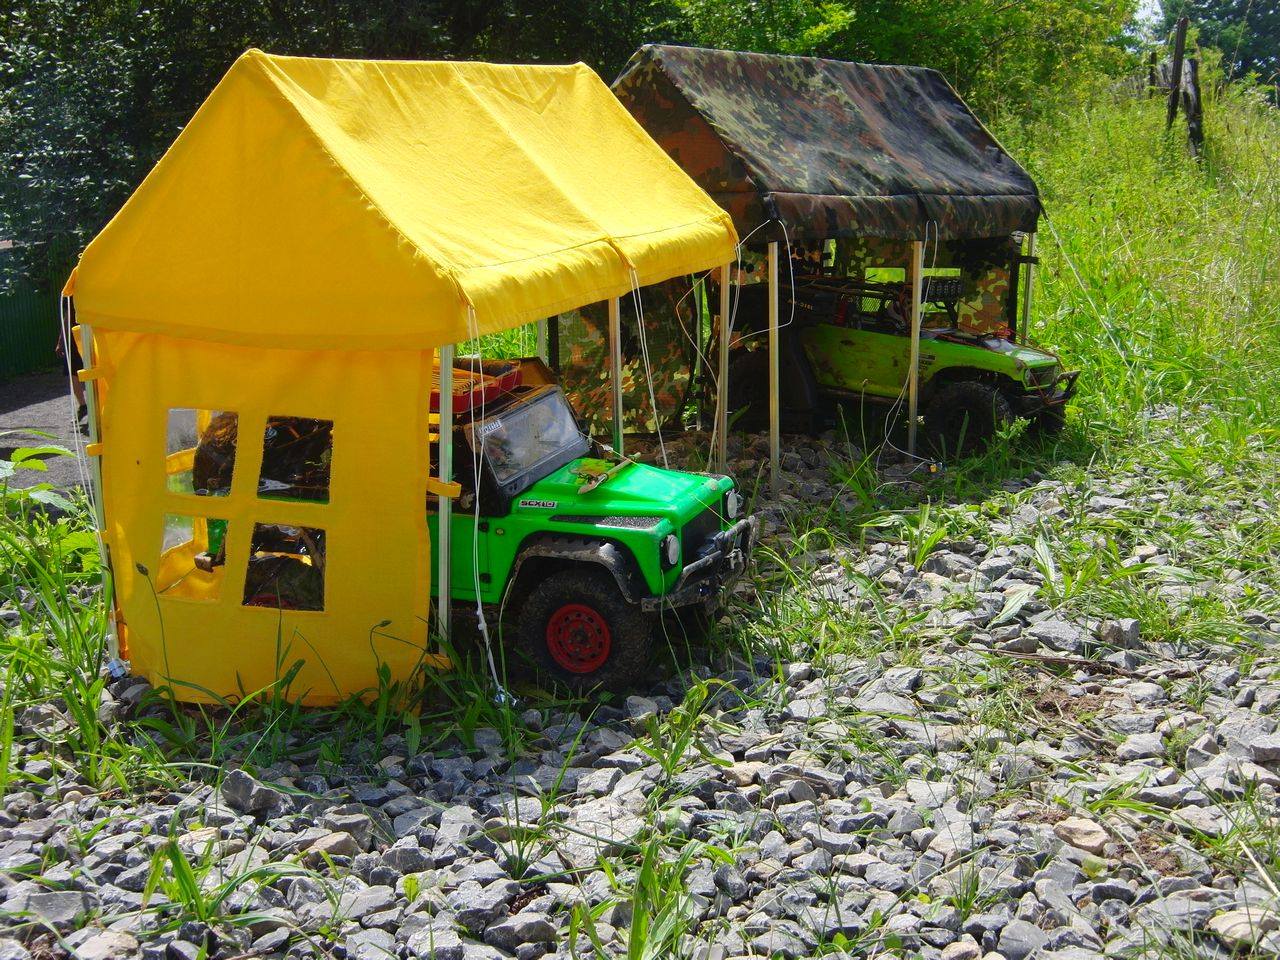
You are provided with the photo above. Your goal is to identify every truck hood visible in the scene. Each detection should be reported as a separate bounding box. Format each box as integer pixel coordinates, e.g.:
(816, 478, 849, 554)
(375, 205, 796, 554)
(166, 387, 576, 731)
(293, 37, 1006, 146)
(980, 338, 1059, 367)
(517, 460, 724, 516)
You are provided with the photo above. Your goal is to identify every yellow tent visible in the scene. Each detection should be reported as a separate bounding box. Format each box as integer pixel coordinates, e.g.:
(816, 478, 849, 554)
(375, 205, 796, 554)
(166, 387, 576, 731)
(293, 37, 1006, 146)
(67, 50, 737, 704)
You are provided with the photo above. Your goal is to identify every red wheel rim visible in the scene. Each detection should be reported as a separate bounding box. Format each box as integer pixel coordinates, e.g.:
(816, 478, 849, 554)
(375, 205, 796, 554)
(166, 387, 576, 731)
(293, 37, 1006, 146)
(545, 603, 612, 674)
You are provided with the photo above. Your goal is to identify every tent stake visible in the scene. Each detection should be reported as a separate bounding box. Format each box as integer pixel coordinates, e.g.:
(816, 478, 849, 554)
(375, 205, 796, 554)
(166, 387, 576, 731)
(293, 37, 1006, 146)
(608, 297, 624, 455)
(906, 240, 924, 457)
(1020, 232, 1036, 343)
(717, 263, 731, 472)
(767, 241, 780, 491)
(437, 343, 454, 642)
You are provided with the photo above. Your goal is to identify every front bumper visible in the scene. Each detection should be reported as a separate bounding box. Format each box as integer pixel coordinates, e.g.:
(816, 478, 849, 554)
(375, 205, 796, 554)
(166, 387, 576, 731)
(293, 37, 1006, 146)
(1016, 369, 1079, 416)
(642, 515, 759, 612)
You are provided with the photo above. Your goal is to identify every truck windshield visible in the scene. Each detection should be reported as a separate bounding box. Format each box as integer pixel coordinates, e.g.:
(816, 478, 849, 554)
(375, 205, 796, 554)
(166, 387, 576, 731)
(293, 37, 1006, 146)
(469, 388, 588, 486)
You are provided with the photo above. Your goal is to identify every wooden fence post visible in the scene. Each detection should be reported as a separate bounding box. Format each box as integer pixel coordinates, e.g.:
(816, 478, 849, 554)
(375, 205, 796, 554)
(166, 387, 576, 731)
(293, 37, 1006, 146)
(1166, 16, 1188, 130)
(1184, 56, 1204, 156)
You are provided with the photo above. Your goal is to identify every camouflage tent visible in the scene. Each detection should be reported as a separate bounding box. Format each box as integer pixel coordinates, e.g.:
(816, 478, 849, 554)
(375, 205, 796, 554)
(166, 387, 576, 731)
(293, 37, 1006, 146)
(613, 45, 1041, 241)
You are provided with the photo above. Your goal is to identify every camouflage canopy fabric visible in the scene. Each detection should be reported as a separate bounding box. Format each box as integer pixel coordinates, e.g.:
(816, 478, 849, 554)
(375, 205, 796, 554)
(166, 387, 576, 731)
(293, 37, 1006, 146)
(556, 277, 700, 436)
(613, 45, 1041, 242)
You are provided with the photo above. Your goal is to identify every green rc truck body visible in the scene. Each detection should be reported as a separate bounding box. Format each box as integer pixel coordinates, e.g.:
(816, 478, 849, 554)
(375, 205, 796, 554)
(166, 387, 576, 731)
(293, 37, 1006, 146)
(426, 375, 755, 689)
(728, 266, 1079, 453)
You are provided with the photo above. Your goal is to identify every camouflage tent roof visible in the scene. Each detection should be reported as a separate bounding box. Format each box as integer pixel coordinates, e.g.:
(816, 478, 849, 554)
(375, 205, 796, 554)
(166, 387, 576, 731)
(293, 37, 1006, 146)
(613, 45, 1041, 241)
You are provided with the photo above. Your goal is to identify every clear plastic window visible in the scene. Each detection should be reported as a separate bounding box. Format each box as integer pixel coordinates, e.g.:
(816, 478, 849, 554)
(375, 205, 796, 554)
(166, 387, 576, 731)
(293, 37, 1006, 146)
(167, 408, 237, 496)
(258, 417, 333, 503)
(158, 513, 228, 598)
(468, 390, 584, 486)
(243, 523, 326, 611)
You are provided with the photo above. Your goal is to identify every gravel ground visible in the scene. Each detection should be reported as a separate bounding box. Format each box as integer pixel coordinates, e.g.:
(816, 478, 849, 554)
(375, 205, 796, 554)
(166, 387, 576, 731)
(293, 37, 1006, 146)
(3, 422, 1279, 959)
(0, 371, 83, 490)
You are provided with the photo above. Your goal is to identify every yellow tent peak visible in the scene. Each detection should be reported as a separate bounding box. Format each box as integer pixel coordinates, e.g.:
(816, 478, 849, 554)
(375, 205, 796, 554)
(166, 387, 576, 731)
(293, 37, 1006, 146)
(73, 49, 737, 350)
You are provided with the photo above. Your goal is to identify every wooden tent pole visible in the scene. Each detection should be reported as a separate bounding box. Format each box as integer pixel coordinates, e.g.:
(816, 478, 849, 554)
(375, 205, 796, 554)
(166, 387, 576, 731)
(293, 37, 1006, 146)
(1020, 232, 1036, 343)
(907, 240, 925, 457)
(608, 297, 624, 455)
(437, 343, 454, 642)
(767, 241, 781, 491)
(717, 263, 731, 472)
(548, 315, 561, 375)
(76, 319, 117, 659)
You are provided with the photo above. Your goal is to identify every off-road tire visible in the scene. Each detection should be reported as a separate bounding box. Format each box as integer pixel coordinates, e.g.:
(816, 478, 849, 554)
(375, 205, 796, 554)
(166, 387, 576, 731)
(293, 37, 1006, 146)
(1029, 405, 1067, 437)
(517, 568, 654, 692)
(923, 380, 1014, 456)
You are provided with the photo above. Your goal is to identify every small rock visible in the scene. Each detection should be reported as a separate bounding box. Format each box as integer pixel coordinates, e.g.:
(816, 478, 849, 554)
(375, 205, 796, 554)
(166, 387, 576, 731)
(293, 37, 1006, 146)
(1098, 618, 1141, 648)
(1028, 620, 1087, 654)
(1116, 732, 1163, 761)
(72, 931, 138, 960)
(220, 769, 287, 814)
(1207, 908, 1279, 948)
(1248, 734, 1280, 763)
(1053, 816, 1108, 855)
(941, 939, 982, 960)
(7, 890, 94, 931)
(1126, 681, 1167, 705)
(998, 919, 1048, 960)
(484, 912, 557, 951)
(303, 831, 361, 864)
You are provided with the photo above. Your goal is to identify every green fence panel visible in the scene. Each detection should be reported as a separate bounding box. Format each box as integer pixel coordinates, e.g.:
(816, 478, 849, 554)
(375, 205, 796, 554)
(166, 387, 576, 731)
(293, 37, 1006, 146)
(0, 282, 59, 380)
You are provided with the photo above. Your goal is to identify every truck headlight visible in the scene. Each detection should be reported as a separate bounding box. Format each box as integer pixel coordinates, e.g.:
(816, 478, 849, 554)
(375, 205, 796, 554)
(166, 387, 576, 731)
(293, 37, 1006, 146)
(661, 534, 680, 569)
(724, 489, 742, 520)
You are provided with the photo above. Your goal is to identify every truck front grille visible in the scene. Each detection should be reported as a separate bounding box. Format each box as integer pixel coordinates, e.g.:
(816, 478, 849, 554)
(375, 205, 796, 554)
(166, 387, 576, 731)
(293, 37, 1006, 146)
(681, 506, 721, 563)
(1028, 365, 1059, 387)
(551, 515, 661, 529)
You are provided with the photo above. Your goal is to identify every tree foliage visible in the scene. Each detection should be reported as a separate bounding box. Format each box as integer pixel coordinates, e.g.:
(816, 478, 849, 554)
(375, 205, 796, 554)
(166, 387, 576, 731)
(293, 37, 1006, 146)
(1160, 0, 1280, 82)
(2, 0, 1140, 289)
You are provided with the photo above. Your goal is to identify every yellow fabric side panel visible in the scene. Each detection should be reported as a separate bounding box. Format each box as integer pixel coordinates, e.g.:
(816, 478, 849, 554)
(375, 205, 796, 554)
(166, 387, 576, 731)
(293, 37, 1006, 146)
(94, 327, 433, 704)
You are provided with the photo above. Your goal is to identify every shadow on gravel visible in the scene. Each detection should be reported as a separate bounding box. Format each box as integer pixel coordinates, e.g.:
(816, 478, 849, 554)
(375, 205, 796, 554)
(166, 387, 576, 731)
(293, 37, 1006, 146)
(833, 398, 1104, 510)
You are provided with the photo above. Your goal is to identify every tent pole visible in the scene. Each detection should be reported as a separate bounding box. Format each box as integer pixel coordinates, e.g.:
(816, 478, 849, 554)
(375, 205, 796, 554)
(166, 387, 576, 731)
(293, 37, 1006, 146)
(536, 317, 548, 362)
(1020, 232, 1036, 344)
(906, 240, 925, 457)
(77, 320, 117, 660)
(608, 297, 624, 455)
(717, 263, 731, 472)
(548, 315, 561, 376)
(437, 343, 454, 643)
(767, 241, 780, 492)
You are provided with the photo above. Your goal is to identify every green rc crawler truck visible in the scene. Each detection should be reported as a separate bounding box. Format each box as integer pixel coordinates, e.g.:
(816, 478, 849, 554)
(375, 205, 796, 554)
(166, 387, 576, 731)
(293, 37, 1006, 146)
(726, 246, 1078, 454)
(192, 359, 757, 692)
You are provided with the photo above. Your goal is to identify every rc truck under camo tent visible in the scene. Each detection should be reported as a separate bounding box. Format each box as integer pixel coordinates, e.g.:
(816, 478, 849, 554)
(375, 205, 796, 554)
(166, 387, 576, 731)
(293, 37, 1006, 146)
(64, 50, 748, 702)
(584, 45, 1078, 472)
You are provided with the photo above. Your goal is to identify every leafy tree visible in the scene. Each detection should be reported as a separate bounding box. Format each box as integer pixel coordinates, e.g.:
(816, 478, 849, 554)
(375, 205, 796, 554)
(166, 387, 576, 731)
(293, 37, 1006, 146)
(672, 0, 1137, 117)
(1160, 0, 1279, 81)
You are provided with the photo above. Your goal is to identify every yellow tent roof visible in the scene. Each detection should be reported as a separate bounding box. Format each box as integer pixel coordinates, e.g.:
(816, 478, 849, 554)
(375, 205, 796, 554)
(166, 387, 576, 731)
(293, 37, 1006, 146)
(70, 50, 738, 350)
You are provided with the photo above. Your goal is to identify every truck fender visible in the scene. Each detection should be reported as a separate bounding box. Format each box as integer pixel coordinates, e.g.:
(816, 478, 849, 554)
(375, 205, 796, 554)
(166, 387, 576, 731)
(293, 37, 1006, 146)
(508, 534, 648, 605)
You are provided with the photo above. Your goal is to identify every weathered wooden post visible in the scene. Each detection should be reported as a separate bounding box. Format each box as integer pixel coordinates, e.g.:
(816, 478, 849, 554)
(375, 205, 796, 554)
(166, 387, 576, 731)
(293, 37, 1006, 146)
(1166, 16, 1189, 130)
(1184, 57, 1204, 156)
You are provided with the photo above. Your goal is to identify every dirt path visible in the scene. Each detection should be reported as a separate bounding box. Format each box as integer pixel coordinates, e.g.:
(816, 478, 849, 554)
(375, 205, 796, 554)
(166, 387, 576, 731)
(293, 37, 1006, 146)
(0, 371, 84, 489)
